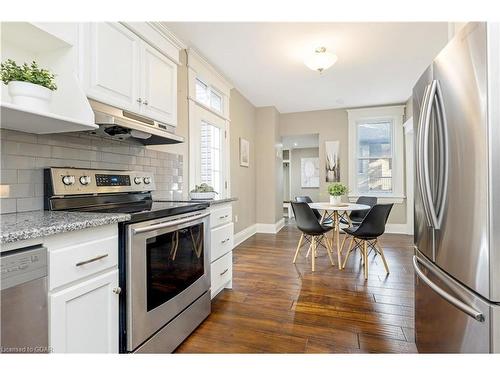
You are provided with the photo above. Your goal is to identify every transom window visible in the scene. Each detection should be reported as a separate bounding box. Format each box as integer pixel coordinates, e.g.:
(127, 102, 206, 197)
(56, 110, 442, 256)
(195, 78, 223, 113)
(357, 121, 393, 193)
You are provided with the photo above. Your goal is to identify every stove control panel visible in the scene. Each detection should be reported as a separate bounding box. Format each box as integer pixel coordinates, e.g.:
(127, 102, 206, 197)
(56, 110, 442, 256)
(47, 168, 156, 196)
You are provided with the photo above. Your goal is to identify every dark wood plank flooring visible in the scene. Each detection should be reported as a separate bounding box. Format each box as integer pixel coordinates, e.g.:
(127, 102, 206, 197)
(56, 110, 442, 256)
(176, 223, 417, 353)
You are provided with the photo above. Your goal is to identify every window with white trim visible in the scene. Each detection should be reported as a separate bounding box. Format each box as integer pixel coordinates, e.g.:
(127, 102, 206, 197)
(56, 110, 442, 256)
(357, 120, 393, 193)
(348, 106, 405, 202)
(200, 120, 223, 195)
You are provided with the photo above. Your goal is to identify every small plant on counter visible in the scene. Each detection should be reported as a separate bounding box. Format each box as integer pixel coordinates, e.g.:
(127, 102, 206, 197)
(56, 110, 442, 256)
(190, 183, 219, 200)
(190, 183, 218, 194)
(1, 59, 57, 90)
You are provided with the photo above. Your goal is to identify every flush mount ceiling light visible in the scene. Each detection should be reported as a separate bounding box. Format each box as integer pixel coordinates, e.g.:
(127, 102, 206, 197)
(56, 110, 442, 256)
(304, 47, 338, 73)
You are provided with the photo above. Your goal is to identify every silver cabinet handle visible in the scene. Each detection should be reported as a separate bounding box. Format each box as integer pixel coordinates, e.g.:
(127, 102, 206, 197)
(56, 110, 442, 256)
(143, 100, 148, 105)
(113, 287, 121, 295)
(133, 212, 210, 235)
(219, 268, 229, 276)
(221, 238, 230, 244)
(75, 254, 108, 267)
(137, 98, 142, 103)
(413, 256, 484, 322)
(219, 215, 229, 219)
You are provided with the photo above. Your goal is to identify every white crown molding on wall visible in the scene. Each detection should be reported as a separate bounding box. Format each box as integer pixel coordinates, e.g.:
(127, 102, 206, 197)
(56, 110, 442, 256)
(152, 22, 188, 50)
(187, 48, 234, 92)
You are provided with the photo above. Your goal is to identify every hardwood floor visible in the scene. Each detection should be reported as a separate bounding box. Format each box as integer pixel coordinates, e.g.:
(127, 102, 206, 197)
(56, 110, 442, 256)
(176, 223, 417, 353)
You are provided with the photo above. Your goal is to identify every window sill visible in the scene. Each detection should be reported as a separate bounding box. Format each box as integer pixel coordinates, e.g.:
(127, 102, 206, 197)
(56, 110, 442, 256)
(348, 195, 406, 204)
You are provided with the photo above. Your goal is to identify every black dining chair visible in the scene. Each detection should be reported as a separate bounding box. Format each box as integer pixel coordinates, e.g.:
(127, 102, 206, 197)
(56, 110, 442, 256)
(295, 196, 333, 225)
(291, 202, 335, 272)
(341, 204, 393, 279)
(339, 196, 377, 226)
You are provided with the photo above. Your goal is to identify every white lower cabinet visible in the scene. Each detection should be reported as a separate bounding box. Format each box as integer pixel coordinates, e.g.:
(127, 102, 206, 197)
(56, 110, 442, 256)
(49, 269, 119, 353)
(44, 224, 119, 353)
(209, 203, 234, 298)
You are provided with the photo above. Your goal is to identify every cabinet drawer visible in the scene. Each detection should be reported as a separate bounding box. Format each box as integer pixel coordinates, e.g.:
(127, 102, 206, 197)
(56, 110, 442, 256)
(49, 235, 118, 290)
(210, 205, 232, 228)
(211, 223, 234, 262)
(211, 252, 232, 298)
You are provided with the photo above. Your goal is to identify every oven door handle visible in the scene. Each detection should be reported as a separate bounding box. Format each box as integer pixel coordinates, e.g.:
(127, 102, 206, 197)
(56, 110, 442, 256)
(132, 212, 210, 235)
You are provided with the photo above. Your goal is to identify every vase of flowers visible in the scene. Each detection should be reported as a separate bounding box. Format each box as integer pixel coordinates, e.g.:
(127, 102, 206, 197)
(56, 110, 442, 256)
(1, 59, 57, 113)
(328, 182, 348, 205)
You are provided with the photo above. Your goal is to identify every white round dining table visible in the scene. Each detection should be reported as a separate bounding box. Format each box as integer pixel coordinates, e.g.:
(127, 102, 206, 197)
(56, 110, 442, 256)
(308, 202, 371, 269)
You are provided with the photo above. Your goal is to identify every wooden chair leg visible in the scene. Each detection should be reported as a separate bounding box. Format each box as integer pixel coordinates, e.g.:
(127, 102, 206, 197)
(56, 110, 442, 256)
(311, 236, 316, 272)
(293, 233, 304, 264)
(342, 236, 355, 269)
(375, 240, 390, 274)
(305, 242, 312, 258)
(325, 235, 335, 266)
(339, 233, 348, 255)
(363, 240, 368, 280)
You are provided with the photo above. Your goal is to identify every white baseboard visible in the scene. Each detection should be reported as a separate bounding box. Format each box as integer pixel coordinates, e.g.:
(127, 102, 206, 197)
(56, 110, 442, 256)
(256, 218, 285, 234)
(234, 224, 257, 247)
(386, 223, 413, 235)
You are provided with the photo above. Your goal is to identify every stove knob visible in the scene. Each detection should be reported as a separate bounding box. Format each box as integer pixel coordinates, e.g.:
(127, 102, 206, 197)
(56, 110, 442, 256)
(62, 175, 75, 186)
(134, 177, 142, 185)
(79, 176, 91, 185)
(143, 177, 151, 185)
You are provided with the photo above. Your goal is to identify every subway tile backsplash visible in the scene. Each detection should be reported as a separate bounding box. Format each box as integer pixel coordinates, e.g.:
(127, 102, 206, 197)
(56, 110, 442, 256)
(0, 129, 183, 213)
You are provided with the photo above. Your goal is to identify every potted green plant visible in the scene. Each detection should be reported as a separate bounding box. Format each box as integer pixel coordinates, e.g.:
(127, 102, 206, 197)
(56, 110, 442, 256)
(190, 183, 218, 200)
(1, 59, 57, 112)
(328, 182, 348, 205)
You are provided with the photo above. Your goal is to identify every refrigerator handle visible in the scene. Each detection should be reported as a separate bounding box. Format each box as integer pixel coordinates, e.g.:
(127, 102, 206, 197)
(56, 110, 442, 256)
(422, 80, 440, 229)
(417, 83, 433, 227)
(413, 256, 485, 322)
(434, 80, 449, 229)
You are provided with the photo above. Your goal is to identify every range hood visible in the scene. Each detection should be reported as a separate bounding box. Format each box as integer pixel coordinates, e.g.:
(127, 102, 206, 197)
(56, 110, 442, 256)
(89, 100, 184, 145)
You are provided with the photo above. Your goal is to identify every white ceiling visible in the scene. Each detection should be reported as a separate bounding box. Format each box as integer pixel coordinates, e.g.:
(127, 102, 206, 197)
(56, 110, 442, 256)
(164, 22, 449, 113)
(281, 134, 319, 150)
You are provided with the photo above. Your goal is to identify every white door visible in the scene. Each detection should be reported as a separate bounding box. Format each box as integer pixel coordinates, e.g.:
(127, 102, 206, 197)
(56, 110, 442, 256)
(85, 23, 140, 111)
(140, 43, 177, 126)
(49, 269, 119, 353)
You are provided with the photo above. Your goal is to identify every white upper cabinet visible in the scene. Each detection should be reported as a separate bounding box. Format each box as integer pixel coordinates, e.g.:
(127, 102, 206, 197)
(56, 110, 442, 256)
(84, 23, 140, 112)
(140, 43, 177, 125)
(81, 22, 179, 127)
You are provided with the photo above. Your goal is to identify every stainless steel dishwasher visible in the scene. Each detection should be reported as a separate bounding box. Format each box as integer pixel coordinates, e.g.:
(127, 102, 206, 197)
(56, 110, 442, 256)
(1, 245, 48, 353)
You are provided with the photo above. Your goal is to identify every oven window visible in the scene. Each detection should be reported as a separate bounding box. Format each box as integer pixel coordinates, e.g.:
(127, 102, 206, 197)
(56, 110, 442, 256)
(146, 222, 204, 311)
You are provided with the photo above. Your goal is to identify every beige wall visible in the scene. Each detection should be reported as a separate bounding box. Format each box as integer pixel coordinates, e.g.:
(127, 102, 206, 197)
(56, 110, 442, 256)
(280, 109, 407, 225)
(255, 106, 283, 224)
(280, 109, 349, 202)
(289, 147, 320, 201)
(230, 89, 257, 233)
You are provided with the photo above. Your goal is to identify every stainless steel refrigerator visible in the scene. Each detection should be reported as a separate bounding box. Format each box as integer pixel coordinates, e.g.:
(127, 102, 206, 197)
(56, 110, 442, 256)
(413, 22, 500, 353)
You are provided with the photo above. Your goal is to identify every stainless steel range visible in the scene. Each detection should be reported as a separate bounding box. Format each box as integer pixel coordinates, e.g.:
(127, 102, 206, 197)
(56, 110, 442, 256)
(44, 167, 211, 353)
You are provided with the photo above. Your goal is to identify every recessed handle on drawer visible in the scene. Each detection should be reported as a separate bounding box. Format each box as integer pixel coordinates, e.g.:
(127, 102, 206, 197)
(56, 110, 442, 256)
(221, 238, 230, 244)
(220, 268, 229, 276)
(219, 215, 229, 219)
(75, 254, 109, 267)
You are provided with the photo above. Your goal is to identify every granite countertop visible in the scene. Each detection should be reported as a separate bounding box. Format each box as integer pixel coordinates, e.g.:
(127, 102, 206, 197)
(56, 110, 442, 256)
(156, 197, 238, 206)
(0, 210, 130, 245)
